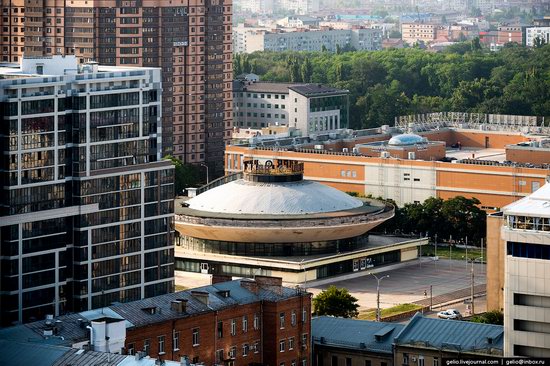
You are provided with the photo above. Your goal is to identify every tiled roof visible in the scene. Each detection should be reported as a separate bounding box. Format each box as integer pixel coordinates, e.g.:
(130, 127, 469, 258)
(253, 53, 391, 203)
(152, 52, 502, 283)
(311, 316, 404, 354)
(394, 313, 503, 354)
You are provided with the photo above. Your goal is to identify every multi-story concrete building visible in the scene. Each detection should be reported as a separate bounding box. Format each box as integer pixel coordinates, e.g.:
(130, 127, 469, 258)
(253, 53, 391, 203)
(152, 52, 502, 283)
(401, 23, 440, 45)
(0, 56, 174, 326)
(234, 27, 382, 53)
(526, 26, 550, 47)
(278, 0, 319, 15)
(0, 0, 233, 175)
(239, 0, 275, 14)
(1, 276, 312, 365)
(225, 113, 550, 211)
(487, 181, 550, 357)
(497, 26, 524, 45)
(233, 79, 349, 136)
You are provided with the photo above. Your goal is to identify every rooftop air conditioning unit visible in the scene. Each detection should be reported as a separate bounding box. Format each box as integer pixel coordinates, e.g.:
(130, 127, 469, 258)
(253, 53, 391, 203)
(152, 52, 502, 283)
(408, 151, 416, 160)
(343, 148, 349, 153)
(314, 144, 324, 150)
(381, 151, 390, 158)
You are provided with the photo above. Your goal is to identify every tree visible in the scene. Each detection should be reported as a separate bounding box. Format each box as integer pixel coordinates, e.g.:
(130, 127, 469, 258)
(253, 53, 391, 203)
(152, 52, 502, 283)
(313, 286, 359, 318)
(301, 57, 313, 83)
(470, 310, 503, 325)
(163, 155, 201, 196)
(441, 196, 486, 244)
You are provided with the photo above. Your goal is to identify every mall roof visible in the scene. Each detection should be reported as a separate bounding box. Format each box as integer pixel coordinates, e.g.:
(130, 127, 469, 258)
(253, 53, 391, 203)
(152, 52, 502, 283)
(394, 313, 503, 354)
(502, 182, 550, 218)
(312, 316, 404, 354)
(186, 179, 363, 215)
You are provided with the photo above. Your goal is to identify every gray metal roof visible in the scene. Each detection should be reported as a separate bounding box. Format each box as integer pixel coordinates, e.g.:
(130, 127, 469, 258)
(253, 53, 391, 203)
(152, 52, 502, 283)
(52, 348, 127, 366)
(289, 84, 348, 97)
(394, 313, 503, 354)
(234, 81, 296, 94)
(311, 316, 404, 354)
(0, 339, 71, 366)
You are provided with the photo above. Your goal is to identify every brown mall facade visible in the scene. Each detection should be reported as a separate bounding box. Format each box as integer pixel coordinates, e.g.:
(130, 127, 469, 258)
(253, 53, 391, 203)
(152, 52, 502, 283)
(1, 0, 233, 175)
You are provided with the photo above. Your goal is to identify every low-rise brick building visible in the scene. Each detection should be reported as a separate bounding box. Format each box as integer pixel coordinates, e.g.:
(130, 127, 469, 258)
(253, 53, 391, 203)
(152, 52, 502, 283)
(1, 276, 311, 366)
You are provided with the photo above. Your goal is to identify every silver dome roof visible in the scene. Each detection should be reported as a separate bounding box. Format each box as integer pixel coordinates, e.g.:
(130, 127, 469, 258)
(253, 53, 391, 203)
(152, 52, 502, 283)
(388, 133, 425, 146)
(187, 179, 363, 215)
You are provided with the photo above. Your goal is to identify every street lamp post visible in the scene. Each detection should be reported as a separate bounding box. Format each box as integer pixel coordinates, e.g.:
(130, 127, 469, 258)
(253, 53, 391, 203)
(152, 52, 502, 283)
(200, 163, 209, 185)
(369, 273, 390, 322)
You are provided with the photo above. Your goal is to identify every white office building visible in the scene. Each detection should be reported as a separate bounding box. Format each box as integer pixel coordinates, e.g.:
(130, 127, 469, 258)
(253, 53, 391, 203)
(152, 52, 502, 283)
(501, 181, 550, 357)
(233, 79, 349, 137)
(526, 27, 550, 47)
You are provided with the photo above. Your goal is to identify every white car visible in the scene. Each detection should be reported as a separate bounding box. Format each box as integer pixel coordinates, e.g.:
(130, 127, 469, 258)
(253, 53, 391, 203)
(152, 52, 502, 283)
(437, 309, 462, 320)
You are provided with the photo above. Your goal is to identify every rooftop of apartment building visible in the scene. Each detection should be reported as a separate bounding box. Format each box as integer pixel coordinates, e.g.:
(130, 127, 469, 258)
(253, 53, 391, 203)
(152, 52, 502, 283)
(312, 316, 404, 354)
(394, 313, 503, 355)
(312, 313, 503, 356)
(233, 79, 349, 97)
(0, 278, 306, 348)
(228, 112, 550, 170)
(0, 55, 157, 79)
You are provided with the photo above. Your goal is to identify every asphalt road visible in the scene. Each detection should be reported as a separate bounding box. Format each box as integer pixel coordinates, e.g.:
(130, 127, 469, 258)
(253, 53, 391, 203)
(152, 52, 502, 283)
(308, 259, 486, 310)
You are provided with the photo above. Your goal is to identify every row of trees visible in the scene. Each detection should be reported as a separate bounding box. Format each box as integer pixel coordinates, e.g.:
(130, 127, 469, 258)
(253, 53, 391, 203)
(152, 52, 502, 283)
(371, 196, 487, 245)
(235, 44, 550, 129)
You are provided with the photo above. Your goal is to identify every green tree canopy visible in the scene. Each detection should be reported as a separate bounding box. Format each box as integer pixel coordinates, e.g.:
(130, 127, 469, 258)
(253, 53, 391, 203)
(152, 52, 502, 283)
(470, 310, 503, 325)
(163, 155, 201, 196)
(313, 286, 360, 318)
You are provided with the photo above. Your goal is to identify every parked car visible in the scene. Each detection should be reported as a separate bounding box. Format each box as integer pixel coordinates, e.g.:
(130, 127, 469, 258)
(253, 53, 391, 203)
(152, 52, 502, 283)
(437, 309, 462, 319)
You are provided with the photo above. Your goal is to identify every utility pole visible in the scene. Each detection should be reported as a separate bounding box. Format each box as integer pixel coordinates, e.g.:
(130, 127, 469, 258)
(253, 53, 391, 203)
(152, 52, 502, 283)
(430, 285, 433, 311)
(369, 273, 390, 322)
(470, 259, 475, 315)
(466, 236, 468, 270)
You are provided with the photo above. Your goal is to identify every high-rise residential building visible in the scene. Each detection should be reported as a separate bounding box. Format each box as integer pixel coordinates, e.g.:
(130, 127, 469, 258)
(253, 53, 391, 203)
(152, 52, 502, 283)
(0, 55, 175, 326)
(1, 0, 233, 175)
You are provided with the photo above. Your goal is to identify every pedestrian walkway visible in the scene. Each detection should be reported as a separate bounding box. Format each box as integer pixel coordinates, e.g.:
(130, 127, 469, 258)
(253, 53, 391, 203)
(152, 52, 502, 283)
(413, 283, 486, 307)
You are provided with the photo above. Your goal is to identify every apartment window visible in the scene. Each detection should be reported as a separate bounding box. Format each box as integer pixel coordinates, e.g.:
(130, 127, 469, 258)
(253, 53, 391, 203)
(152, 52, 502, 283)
(381, 363, 388, 366)
(216, 350, 224, 363)
(158, 335, 165, 354)
(365, 361, 371, 366)
(332, 356, 338, 366)
(229, 346, 237, 358)
(346, 358, 352, 366)
(302, 333, 308, 349)
(280, 312, 285, 329)
(418, 357, 425, 366)
(302, 307, 308, 323)
(254, 313, 260, 330)
(291, 310, 297, 326)
(243, 316, 248, 332)
(302, 359, 307, 366)
(279, 340, 285, 352)
(243, 343, 249, 356)
(192, 328, 199, 346)
(289, 337, 295, 350)
(254, 340, 260, 353)
(403, 353, 409, 365)
(217, 321, 223, 338)
(434, 358, 439, 366)
(292, 361, 296, 366)
(144, 339, 150, 355)
(173, 331, 180, 351)
(127, 343, 135, 355)
(231, 319, 237, 335)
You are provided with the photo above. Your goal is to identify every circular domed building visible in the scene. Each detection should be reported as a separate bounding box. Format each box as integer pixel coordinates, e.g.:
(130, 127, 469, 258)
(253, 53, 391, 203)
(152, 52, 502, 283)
(174, 160, 424, 283)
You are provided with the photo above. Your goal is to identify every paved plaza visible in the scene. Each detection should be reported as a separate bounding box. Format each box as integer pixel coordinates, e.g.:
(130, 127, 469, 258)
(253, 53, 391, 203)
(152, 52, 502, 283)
(306, 259, 486, 310)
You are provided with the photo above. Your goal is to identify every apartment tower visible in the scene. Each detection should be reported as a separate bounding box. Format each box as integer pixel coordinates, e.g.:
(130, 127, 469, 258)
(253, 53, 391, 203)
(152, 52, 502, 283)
(1, 0, 233, 176)
(0, 56, 175, 326)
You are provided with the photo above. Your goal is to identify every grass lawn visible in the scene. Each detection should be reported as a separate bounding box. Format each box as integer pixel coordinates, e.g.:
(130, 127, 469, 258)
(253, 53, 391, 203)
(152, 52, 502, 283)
(357, 303, 423, 321)
(421, 244, 486, 262)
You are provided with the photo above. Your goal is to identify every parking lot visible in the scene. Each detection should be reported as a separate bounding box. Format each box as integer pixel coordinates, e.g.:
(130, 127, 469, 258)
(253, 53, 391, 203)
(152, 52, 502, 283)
(307, 259, 486, 310)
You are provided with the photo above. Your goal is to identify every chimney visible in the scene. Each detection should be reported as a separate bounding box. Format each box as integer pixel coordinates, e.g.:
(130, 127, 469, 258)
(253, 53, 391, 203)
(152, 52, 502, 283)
(170, 299, 188, 313)
(255, 275, 283, 295)
(240, 280, 259, 294)
(212, 274, 233, 285)
(191, 291, 210, 305)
